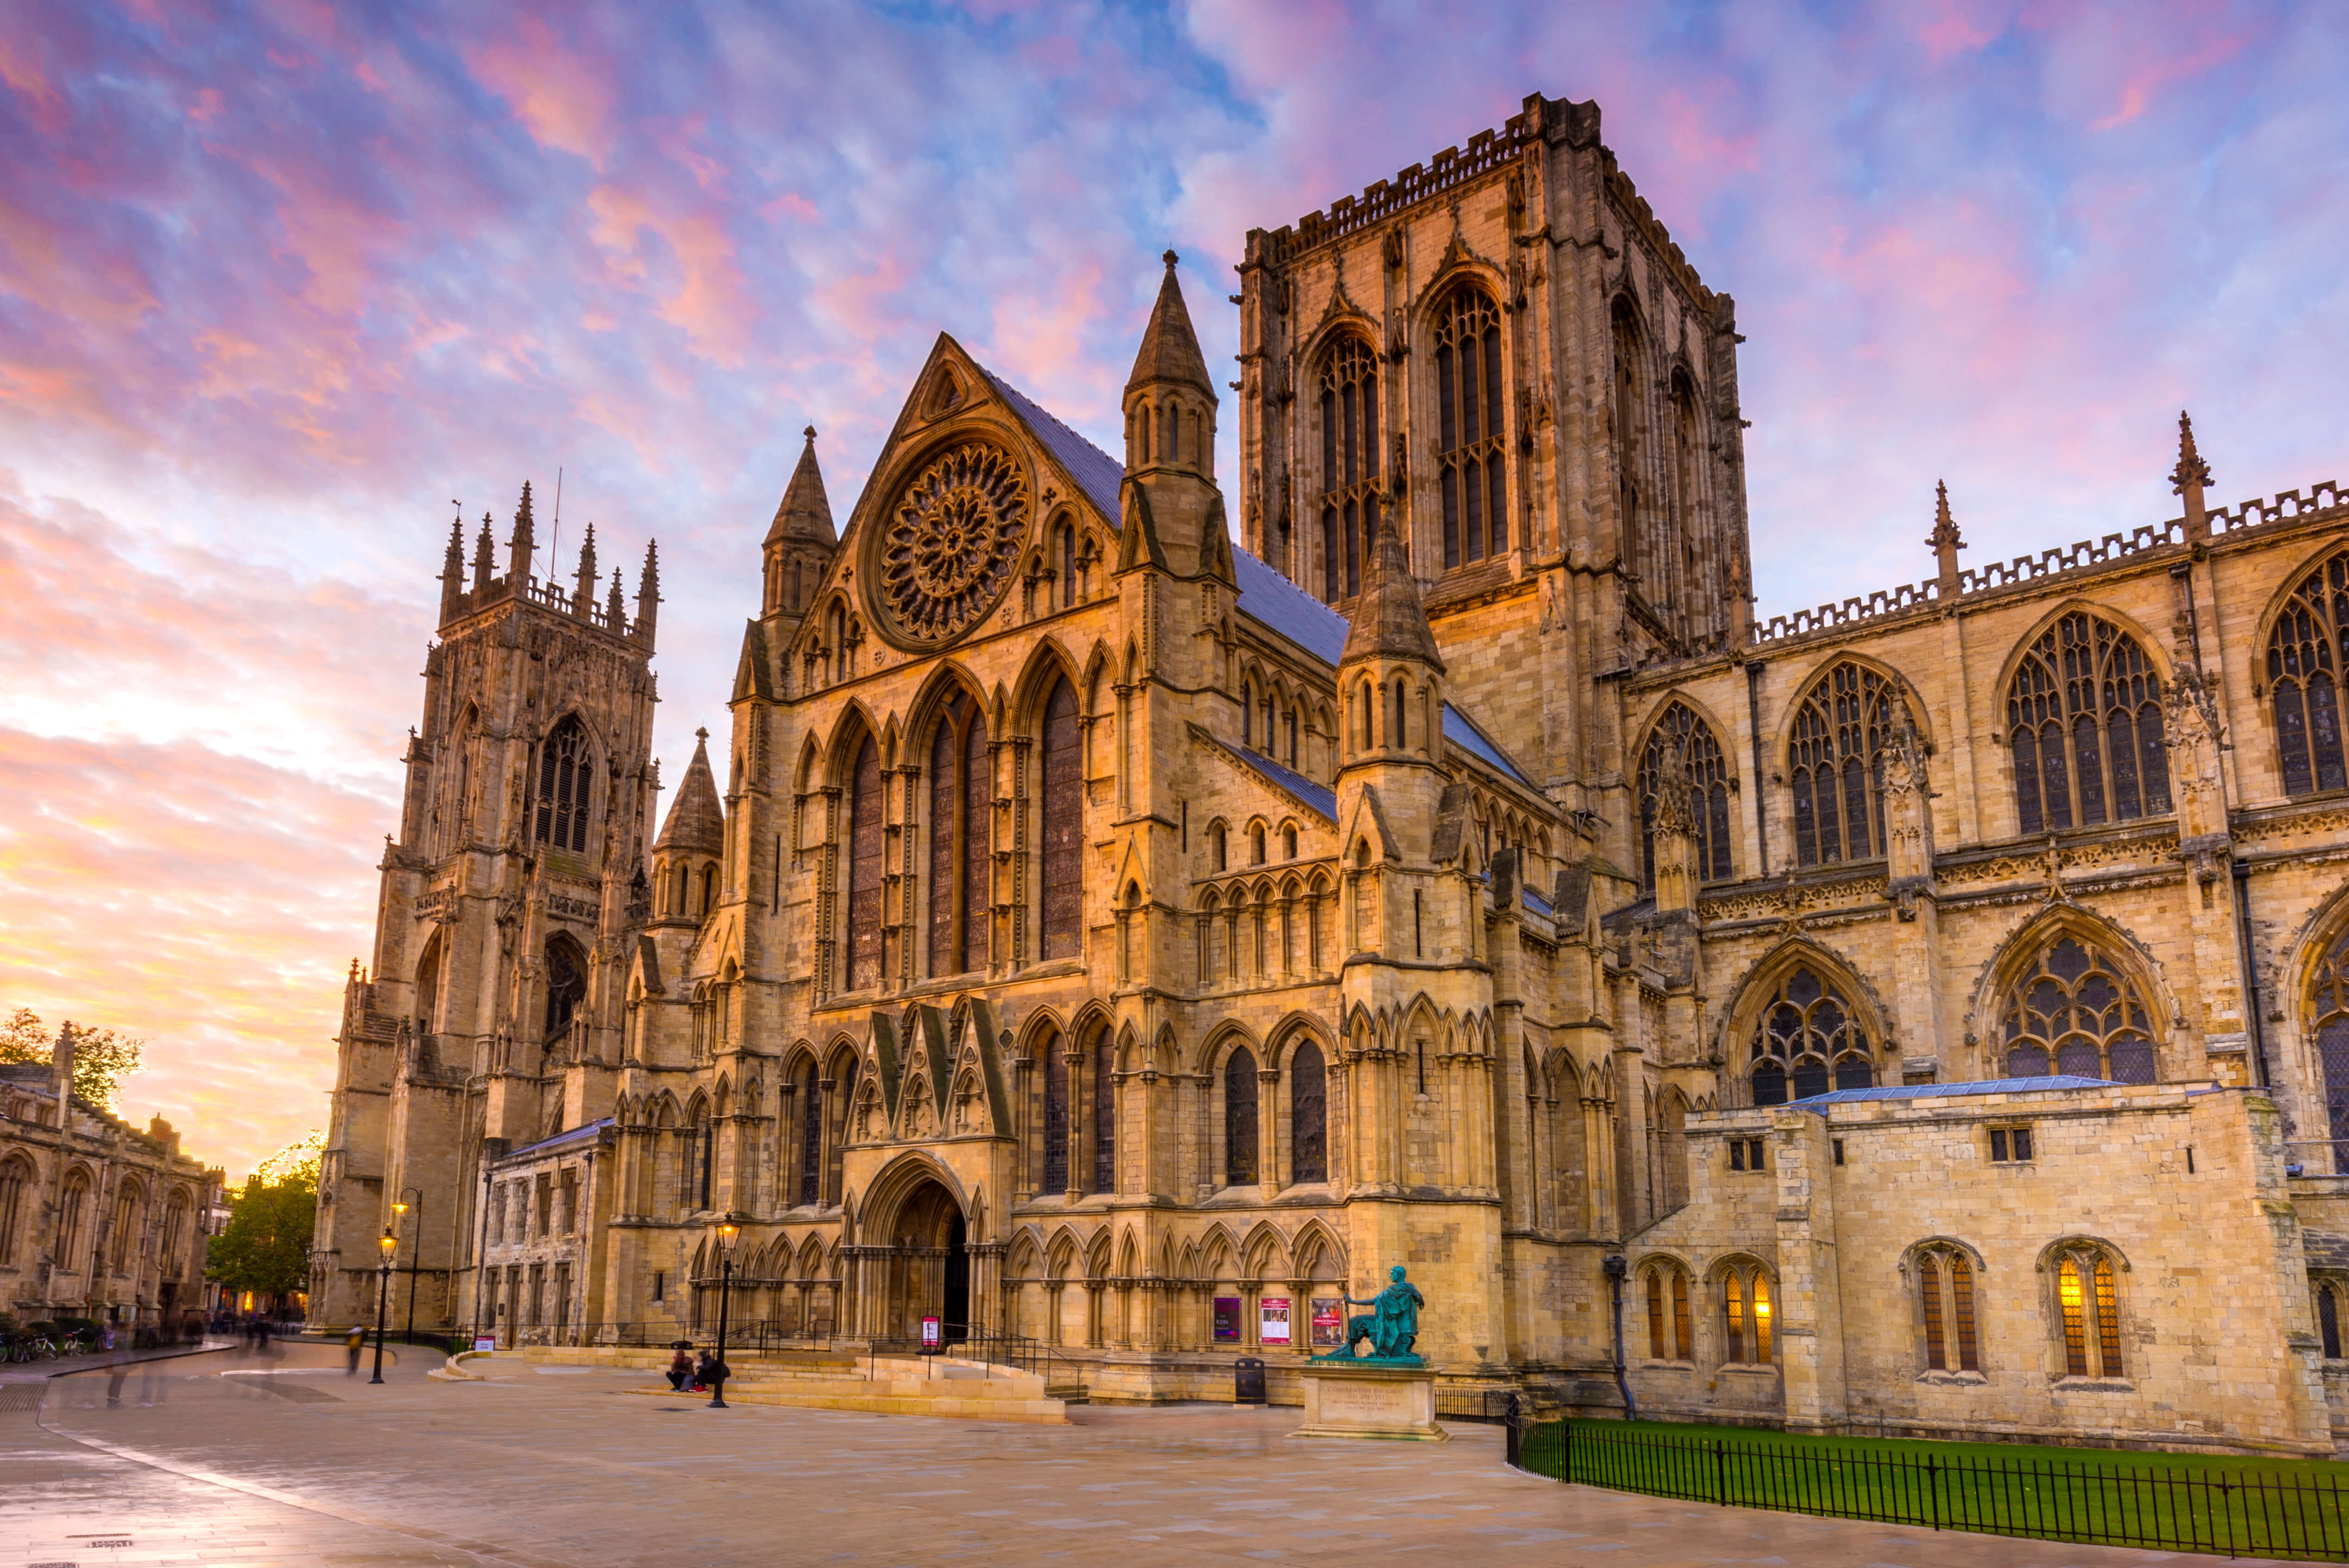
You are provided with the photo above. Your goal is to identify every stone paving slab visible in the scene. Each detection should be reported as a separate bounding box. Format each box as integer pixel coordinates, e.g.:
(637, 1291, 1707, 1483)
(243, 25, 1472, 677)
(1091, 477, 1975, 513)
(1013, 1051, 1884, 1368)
(0, 1341, 2301, 1567)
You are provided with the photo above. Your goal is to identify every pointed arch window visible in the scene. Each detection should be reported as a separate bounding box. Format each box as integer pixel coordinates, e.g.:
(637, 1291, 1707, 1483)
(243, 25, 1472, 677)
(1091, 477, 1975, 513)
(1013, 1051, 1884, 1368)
(2008, 612, 2171, 834)
(1436, 284, 1507, 569)
(1040, 677, 1083, 959)
(161, 1189, 189, 1273)
(544, 939, 587, 1045)
(1317, 336, 1380, 601)
(846, 733, 884, 991)
(1789, 663, 1906, 867)
(2052, 1242, 2124, 1378)
(1611, 298, 1650, 583)
(2317, 1282, 2343, 1360)
(1637, 702, 1734, 889)
(1224, 1046, 1260, 1186)
(1748, 967, 1874, 1106)
(797, 1062, 823, 1206)
(1040, 1027, 1068, 1193)
(57, 1170, 88, 1273)
(927, 692, 991, 978)
(1720, 1263, 1773, 1364)
(2307, 930, 2349, 1170)
(2269, 551, 2348, 797)
(1997, 933, 2158, 1083)
(1643, 1262, 1692, 1360)
(0, 1156, 27, 1266)
(1291, 1040, 1328, 1183)
(1914, 1245, 1981, 1372)
(534, 715, 593, 854)
(1090, 1030, 1116, 1195)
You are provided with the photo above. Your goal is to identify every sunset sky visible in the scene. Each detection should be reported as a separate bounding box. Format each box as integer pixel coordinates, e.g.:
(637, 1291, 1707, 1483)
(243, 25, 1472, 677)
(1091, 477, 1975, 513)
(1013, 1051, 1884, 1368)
(1, 1, 2342, 1181)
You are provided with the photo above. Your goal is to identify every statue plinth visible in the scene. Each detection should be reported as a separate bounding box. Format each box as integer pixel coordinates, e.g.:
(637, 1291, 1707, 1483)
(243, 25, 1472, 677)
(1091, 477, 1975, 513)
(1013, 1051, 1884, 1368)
(1290, 1360, 1449, 1442)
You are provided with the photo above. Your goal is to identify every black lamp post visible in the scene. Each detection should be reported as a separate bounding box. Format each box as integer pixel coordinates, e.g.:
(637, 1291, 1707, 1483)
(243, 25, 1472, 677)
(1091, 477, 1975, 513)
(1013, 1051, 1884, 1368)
(370, 1227, 395, 1385)
(708, 1219, 737, 1410)
(394, 1187, 423, 1342)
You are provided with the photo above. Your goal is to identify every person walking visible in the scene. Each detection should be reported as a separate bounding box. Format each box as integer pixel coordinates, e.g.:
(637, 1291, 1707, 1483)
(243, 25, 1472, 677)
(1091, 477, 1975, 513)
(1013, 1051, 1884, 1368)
(667, 1346, 693, 1391)
(346, 1324, 365, 1375)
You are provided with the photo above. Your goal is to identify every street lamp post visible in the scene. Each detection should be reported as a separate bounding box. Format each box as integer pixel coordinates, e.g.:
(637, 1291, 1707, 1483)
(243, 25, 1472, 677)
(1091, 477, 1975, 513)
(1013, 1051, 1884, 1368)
(370, 1227, 395, 1385)
(394, 1187, 423, 1343)
(708, 1219, 737, 1410)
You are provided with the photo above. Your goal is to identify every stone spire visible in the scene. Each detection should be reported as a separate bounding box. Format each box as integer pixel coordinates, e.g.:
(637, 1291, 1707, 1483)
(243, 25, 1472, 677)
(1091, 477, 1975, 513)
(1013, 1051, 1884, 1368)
(472, 511, 495, 591)
(508, 480, 537, 584)
(1926, 480, 1966, 596)
(765, 426, 836, 547)
(1124, 249, 1216, 400)
(440, 508, 466, 622)
(653, 727, 725, 857)
(606, 565, 628, 632)
(2172, 410, 2213, 541)
(1340, 498, 1446, 673)
(633, 539, 661, 651)
(572, 521, 599, 617)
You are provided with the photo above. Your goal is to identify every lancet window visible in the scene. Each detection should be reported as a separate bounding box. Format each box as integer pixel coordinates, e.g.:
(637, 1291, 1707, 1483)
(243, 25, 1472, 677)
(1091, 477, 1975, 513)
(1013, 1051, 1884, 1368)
(2269, 550, 2349, 796)
(1039, 677, 1083, 959)
(1644, 1262, 1693, 1360)
(1789, 664, 1905, 867)
(1747, 967, 1874, 1106)
(1224, 1046, 1260, 1187)
(2308, 929, 2349, 1170)
(1040, 1027, 1069, 1194)
(2008, 612, 2171, 834)
(1290, 1040, 1328, 1184)
(2317, 1281, 2344, 1360)
(534, 715, 593, 854)
(846, 734, 884, 991)
(543, 939, 586, 1043)
(2052, 1242, 2124, 1379)
(0, 1156, 29, 1265)
(927, 691, 991, 978)
(1317, 337, 1380, 601)
(1435, 285, 1506, 569)
(1636, 702, 1734, 889)
(1090, 1029, 1117, 1195)
(1720, 1263, 1773, 1365)
(797, 1062, 822, 1206)
(1997, 934, 2158, 1084)
(58, 1170, 87, 1272)
(1914, 1245, 1981, 1372)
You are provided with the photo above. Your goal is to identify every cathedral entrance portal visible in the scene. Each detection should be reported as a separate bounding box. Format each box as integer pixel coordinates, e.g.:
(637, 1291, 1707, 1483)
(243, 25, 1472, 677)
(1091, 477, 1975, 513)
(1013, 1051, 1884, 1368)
(888, 1177, 970, 1345)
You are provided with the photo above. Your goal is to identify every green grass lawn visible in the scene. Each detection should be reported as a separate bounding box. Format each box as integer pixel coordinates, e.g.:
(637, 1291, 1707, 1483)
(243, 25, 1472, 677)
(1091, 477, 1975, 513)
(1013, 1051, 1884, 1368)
(1522, 1419, 2349, 1561)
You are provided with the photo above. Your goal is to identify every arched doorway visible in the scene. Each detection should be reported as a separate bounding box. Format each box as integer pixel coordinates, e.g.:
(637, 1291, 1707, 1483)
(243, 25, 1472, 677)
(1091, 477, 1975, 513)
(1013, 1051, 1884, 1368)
(888, 1178, 970, 1344)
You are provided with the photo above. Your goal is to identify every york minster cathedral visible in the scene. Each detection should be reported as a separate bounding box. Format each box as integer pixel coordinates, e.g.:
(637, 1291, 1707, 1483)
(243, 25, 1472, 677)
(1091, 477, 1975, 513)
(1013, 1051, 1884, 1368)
(314, 92, 2349, 1455)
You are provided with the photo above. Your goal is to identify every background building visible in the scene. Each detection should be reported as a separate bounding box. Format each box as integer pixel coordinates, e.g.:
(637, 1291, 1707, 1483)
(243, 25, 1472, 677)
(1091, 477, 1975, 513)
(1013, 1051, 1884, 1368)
(314, 91, 2349, 1454)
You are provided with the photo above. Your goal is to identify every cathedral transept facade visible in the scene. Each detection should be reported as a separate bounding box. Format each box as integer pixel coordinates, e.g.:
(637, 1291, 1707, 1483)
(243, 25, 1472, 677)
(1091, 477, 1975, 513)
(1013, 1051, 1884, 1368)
(315, 92, 2349, 1454)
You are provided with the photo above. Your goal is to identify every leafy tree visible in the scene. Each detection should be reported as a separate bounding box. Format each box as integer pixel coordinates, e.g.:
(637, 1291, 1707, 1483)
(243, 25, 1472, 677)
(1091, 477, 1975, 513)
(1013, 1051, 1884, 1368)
(0, 1007, 145, 1110)
(206, 1132, 323, 1305)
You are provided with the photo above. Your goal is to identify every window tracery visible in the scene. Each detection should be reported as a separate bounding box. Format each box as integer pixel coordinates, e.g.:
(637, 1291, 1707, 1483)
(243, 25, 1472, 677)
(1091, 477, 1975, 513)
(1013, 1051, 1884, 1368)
(1637, 702, 1733, 889)
(1224, 1046, 1259, 1186)
(1788, 664, 1906, 867)
(2051, 1242, 2124, 1378)
(1719, 1262, 1773, 1365)
(0, 1156, 26, 1266)
(2310, 929, 2349, 1169)
(1290, 1040, 1327, 1184)
(797, 1061, 822, 1206)
(1039, 677, 1082, 959)
(1435, 285, 1506, 569)
(1090, 1029, 1116, 1195)
(1040, 1027, 1068, 1194)
(534, 715, 593, 854)
(2268, 550, 2348, 796)
(1914, 1245, 1981, 1373)
(1747, 967, 1874, 1106)
(2318, 1280, 2345, 1360)
(876, 441, 1029, 645)
(846, 734, 884, 991)
(927, 692, 991, 978)
(1317, 337, 1380, 601)
(2007, 612, 2170, 834)
(1644, 1262, 1693, 1360)
(1996, 933, 2158, 1083)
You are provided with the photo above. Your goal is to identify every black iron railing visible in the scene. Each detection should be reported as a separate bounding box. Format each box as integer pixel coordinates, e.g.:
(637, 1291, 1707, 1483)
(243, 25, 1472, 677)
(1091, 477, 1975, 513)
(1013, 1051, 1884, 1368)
(1520, 1421, 2349, 1561)
(1435, 1387, 1524, 1426)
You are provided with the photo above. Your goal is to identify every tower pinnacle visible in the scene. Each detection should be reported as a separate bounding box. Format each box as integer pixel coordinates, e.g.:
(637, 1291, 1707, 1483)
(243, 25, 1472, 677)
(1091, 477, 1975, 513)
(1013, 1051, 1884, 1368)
(2172, 410, 2213, 541)
(1926, 479, 1966, 595)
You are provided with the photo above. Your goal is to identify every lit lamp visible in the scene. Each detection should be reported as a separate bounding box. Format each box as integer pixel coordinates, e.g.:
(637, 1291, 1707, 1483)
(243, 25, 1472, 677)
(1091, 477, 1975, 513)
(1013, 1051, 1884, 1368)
(708, 1218, 739, 1410)
(370, 1227, 396, 1385)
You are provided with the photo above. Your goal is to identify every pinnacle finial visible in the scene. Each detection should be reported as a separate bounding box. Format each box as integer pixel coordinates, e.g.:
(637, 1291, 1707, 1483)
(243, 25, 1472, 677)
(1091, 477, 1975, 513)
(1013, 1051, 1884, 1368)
(803, 424, 817, 443)
(1927, 480, 1965, 591)
(695, 726, 710, 744)
(2171, 409, 2212, 495)
(1163, 248, 1179, 270)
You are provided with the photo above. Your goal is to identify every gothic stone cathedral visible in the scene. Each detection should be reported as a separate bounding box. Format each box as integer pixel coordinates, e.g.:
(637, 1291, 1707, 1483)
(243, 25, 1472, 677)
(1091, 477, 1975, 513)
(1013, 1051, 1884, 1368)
(315, 93, 2349, 1455)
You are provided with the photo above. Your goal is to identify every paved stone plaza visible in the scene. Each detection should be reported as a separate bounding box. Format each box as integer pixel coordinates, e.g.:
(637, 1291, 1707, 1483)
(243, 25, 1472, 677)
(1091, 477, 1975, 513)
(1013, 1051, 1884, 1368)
(0, 1342, 2298, 1566)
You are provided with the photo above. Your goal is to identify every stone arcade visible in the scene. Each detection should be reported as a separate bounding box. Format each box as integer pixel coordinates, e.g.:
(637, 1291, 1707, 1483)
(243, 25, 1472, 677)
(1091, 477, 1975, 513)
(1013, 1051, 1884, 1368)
(314, 91, 2349, 1455)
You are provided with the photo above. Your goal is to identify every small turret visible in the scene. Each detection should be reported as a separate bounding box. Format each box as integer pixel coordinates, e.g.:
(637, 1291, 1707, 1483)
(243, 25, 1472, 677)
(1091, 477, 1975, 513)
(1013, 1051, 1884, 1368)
(650, 727, 726, 923)
(508, 481, 537, 585)
(1116, 252, 1227, 582)
(2173, 410, 2213, 542)
(1926, 480, 1965, 597)
(439, 509, 466, 622)
(572, 521, 599, 617)
(762, 426, 836, 621)
(634, 540, 662, 651)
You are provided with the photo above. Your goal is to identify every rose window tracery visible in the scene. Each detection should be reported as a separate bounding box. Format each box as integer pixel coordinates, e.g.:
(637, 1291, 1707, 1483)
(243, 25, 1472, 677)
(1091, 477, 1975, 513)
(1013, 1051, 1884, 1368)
(876, 442, 1029, 644)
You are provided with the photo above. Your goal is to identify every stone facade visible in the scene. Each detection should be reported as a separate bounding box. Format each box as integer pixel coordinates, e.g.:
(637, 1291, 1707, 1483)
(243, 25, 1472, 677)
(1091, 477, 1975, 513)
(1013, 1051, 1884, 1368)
(316, 90, 2349, 1454)
(1, 1029, 221, 1328)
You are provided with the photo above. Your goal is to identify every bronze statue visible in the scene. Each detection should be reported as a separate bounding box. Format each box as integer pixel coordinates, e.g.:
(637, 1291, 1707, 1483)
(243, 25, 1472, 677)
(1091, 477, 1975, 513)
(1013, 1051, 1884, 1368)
(1318, 1265, 1425, 1364)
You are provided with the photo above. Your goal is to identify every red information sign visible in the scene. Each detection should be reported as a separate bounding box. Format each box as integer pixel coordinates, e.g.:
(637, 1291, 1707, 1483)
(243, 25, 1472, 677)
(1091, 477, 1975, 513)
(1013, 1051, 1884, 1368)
(921, 1315, 941, 1350)
(1259, 1296, 1292, 1345)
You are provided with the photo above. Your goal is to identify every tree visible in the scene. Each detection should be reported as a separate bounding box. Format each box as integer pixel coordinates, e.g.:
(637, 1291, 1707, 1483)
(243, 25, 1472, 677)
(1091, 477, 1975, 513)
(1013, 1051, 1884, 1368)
(0, 1007, 145, 1110)
(206, 1132, 323, 1307)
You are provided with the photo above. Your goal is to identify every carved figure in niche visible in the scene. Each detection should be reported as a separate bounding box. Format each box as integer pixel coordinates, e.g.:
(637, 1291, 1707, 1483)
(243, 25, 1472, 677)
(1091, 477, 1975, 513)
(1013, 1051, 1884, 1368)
(1318, 1264, 1426, 1363)
(877, 442, 1030, 645)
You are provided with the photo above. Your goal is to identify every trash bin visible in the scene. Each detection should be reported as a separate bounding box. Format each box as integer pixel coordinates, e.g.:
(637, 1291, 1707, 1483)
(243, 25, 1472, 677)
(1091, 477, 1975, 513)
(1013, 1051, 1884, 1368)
(1234, 1357, 1266, 1405)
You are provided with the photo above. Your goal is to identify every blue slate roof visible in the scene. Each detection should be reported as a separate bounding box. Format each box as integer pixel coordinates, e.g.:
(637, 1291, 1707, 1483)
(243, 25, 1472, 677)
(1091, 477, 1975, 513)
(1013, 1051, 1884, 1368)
(1522, 886, 1554, 917)
(978, 365, 1537, 794)
(1236, 745, 1338, 820)
(502, 1117, 615, 1160)
(1784, 1075, 2118, 1107)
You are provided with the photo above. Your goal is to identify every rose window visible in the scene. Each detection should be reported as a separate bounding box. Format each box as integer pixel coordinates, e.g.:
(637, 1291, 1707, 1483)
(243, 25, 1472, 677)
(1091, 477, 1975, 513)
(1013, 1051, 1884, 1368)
(876, 443, 1029, 644)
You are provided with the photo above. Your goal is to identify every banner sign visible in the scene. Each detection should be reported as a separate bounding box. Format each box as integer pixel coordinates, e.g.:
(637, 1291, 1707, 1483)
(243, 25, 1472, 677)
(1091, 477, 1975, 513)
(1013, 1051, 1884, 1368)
(1310, 1298, 1343, 1347)
(1212, 1296, 1242, 1342)
(1258, 1296, 1292, 1345)
(921, 1315, 942, 1349)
